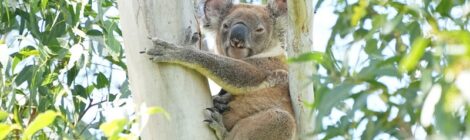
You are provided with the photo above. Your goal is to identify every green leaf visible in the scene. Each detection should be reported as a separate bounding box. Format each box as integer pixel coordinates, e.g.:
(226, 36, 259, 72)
(437, 31, 470, 48)
(399, 37, 430, 72)
(86, 29, 103, 36)
(316, 83, 355, 129)
(41, 73, 58, 86)
(353, 28, 369, 40)
(23, 110, 59, 139)
(365, 39, 378, 55)
(0, 111, 7, 121)
(288, 51, 324, 63)
(371, 15, 386, 30)
(73, 85, 87, 98)
(147, 107, 170, 120)
(436, 0, 452, 17)
(40, 0, 48, 10)
(14, 65, 35, 85)
(66, 64, 79, 86)
(408, 21, 421, 46)
(100, 119, 128, 140)
(95, 72, 109, 89)
(351, 0, 368, 26)
(0, 124, 13, 140)
(18, 49, 40, 57)
(314, 0, 325, 13)
(86, 85, 96, 95)
(435, 86, 461, 138)
(103, 21, 122, 55)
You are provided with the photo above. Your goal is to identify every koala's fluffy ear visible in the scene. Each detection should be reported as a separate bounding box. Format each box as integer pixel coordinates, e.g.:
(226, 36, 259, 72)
(267, 0, 287, 17)
(197, 0, 233, 31)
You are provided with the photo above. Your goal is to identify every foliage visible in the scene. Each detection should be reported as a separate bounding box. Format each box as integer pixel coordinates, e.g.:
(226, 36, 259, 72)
(1, 0, 469, 139)
(301, 0, 470, 139)
(0, 0, 132, 139)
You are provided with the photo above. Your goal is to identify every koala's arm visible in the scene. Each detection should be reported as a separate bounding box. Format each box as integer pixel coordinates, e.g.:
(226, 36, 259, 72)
(146, 38, 278, 95)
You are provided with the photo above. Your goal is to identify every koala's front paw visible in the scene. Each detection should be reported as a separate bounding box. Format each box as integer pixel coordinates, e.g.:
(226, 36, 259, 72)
(145, 37, 181, 62)
(213, 89, 232, 113)
(204, 108, 227, 140)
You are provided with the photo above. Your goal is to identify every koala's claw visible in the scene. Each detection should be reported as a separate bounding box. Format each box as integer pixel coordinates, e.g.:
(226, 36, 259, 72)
(214, 104, 230, 113)
(139, 48, 147, 54)
(205, 108, 222, 121)
(267, 69, 289, 86)
(204, 108, 227, 140)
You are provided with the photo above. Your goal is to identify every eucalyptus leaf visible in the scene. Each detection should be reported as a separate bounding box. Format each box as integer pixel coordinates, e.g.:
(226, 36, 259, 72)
(0, 124, 13, 140)
(96, 72, 109, 89)
(399, 37, 430, 72)
(99, 119, 128, 140)
(0, 111, 7, 121)
(23, 111, 59, 139)
(288, 51, 323, 63)
(14, 65, 35, 86)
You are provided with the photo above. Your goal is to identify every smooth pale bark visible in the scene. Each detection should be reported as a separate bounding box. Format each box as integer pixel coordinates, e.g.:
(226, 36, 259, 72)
(117, 0, 216, 139)
(287, 0, 315, 139)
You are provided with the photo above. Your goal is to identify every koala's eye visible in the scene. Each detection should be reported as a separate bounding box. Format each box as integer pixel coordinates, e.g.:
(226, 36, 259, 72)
(255, 27, 264, 33)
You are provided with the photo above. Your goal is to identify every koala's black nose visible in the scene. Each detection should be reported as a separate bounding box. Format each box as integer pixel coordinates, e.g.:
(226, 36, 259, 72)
(229, 23, 248, 47)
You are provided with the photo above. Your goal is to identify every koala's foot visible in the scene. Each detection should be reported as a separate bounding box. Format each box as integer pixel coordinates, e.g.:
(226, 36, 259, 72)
(204, 108, 227, 140)
(213, 89, 232, 113)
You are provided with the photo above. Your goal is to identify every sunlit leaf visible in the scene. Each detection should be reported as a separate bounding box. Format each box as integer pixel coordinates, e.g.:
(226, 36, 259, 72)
(147, 107, 170, 120)
(288, 51, 323, 63)
(0, 124, 13, 140)
(40, 0, 48, 10)
(351, 0, 368, 26)
(100, 119, 128, 140)
(18, 50, 40, 57)
(0, 110, 7, 122)
(399, 37, 430, 72)
(23, 110, 59, 139)
(436, 31, 470, 48)
(41, 73, 58, 86)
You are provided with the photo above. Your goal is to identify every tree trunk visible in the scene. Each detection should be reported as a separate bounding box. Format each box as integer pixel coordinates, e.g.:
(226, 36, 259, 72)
(287, 0, 315, 139)
(117, 0, 216, 139)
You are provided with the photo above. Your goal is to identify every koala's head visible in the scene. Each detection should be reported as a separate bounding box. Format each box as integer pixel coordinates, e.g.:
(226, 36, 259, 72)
(199, 0, 287, 59)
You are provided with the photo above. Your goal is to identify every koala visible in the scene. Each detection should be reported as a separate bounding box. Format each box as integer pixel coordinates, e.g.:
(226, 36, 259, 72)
(145, 0, 295, 139)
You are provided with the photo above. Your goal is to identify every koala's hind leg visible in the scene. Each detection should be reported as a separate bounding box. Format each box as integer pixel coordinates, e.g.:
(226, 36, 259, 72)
(226, 108, 296, 140)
